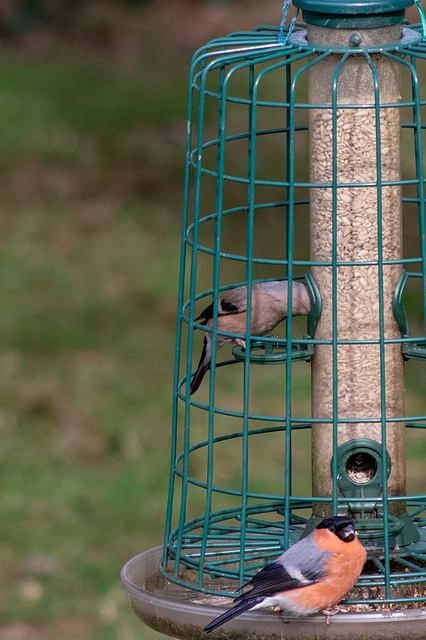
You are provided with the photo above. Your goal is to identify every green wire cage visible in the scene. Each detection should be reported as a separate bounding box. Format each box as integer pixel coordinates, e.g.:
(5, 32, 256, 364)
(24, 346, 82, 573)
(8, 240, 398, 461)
(121, 1, 426, 637)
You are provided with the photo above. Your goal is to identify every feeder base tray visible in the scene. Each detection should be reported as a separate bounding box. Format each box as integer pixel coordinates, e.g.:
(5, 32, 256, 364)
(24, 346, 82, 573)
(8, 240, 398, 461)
(121, 546, 426, 640)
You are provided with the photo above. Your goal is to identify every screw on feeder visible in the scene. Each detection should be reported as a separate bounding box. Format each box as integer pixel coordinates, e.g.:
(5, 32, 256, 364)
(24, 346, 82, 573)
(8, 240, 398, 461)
(350, 31, 363, 45)
(121, 1, 426, 638)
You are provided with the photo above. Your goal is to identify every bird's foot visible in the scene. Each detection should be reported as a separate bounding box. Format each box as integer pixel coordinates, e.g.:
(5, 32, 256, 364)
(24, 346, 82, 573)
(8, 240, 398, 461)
(278, 612, 291, 625)
(235, 338, 246, 349)
(322, 605, 340, 625)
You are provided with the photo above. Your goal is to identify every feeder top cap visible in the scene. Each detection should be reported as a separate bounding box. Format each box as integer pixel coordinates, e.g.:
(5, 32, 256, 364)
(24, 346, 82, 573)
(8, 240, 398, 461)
(294, 0, 413, 28)
(293, 0, 413, 12)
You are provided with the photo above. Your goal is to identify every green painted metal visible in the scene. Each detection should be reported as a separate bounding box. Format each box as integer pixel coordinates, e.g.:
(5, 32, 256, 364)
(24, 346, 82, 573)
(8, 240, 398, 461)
(300, 9, 407, 29)
(334, 438, 392, 516)
(332, 438, 420, 547)
(294, 0, 413, 12)
(162, 14, 426, 612)
(393, 270, 426, 358)
(294, 0, 413, 29)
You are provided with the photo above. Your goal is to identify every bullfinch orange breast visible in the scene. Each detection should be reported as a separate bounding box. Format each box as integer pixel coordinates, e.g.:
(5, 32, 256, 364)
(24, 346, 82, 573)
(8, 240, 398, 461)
(204, 516, 366, 633)
(190, 279, 311, 394)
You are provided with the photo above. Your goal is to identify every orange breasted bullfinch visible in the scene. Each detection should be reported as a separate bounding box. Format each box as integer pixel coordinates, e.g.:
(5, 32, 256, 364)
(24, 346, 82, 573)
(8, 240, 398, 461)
(204, 516, 366, 633)
(190, 280, 311, 394)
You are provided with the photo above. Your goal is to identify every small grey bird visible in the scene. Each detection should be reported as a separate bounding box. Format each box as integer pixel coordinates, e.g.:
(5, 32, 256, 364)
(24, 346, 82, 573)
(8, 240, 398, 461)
(190, 280, 311, 394)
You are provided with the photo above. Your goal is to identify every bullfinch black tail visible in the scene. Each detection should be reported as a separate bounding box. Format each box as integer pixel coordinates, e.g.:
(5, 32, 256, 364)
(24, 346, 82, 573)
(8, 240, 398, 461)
(190, 336, 210, 395)
(203, 596, 262, 633)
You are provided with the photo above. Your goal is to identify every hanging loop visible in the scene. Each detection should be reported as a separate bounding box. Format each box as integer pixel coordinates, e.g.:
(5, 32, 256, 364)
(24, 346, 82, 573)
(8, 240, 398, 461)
(413, 0, 426, 38)
(278, 0, 300, 45)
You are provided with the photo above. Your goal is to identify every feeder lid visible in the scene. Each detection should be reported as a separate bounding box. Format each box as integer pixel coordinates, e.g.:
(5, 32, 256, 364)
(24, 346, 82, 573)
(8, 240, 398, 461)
(293, 0, 413, 12)
(294, 0, 413, 28)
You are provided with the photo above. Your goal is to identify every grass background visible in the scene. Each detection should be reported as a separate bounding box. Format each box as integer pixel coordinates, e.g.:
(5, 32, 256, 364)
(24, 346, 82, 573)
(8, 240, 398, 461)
(0, 2, 425, 639)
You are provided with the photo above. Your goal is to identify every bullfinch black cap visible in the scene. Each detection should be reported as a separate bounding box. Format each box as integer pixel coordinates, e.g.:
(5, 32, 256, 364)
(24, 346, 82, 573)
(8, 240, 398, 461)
(316, 516, 356, 542)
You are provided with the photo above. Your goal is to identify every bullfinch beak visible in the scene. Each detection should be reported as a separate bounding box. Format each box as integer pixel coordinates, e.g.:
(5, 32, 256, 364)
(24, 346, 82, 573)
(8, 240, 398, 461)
(340, 526, 355, 541)
(204, 515, 366, 633)
(190, 280, 311, 394)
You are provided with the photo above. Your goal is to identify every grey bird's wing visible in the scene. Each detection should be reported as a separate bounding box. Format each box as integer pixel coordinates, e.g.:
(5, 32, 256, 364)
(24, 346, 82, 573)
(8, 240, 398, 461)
(236, 534, 335, 601)
(195, 287, 248, 324)
(203, 530, 333, 634)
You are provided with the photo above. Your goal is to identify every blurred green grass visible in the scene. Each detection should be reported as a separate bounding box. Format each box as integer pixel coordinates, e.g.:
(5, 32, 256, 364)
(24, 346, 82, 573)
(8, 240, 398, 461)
(0, 7, 186, 638)
(0, 3, 425, 640)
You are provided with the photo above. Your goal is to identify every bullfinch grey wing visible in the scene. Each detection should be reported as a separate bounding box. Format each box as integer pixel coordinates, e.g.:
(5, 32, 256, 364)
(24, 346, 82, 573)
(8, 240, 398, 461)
(234, 533, 334, 601)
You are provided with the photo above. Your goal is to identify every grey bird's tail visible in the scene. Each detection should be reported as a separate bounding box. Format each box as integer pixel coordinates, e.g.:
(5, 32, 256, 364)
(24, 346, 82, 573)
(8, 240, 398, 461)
(190, 335, 210, 395)
(204, 597, 262, 633)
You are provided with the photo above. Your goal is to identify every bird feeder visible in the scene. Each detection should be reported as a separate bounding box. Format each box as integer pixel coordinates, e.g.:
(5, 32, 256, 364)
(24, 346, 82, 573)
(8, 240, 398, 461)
(121, 1, 426, 638)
